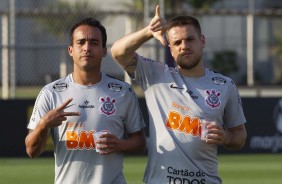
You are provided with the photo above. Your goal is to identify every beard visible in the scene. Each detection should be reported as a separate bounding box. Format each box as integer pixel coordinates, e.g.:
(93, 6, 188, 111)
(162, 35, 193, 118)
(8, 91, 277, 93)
(175, 53, 202, 70)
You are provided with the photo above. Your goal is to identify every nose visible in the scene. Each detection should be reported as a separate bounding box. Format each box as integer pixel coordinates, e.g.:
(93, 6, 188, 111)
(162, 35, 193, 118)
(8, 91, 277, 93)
(83, 41, 91, 52)
(181, 40, 189, 50)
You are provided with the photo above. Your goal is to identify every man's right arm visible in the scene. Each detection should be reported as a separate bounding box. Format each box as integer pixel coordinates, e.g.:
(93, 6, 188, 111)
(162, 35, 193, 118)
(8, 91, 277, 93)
(111, 25, 153, 77)
(111, 5, 167, 77)
(25, 122, 49, 158)
(25, 98, 80, 158)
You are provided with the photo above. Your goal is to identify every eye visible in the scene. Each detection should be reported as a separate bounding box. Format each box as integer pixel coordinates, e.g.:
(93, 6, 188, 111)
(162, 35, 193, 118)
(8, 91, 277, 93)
(174, 40, 181, 46)
(77, 40, 86, 45)
(90, 40, 99, 45)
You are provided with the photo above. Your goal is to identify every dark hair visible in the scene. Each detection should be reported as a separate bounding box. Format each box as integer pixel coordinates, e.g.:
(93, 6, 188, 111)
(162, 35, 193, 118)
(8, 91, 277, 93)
(69, 18, 107, 47)
(166, 15, 202, 37)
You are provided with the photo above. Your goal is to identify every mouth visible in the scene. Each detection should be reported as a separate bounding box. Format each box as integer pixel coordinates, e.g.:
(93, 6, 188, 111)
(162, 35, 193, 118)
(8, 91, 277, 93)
(180, 52, 192, 57)
(81, 55, 93, 59)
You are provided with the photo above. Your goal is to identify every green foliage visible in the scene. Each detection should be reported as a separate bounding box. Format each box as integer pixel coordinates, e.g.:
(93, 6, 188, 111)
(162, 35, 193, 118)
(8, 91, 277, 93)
(186, 0, 222, 9)
(34, 1, 101, 41)
(272, 34, 282, 83)
(122, 0, 222, 30)
(119, 1, 144, 30)
(210, 50, 239, 75)
(273, 35, 282, 57)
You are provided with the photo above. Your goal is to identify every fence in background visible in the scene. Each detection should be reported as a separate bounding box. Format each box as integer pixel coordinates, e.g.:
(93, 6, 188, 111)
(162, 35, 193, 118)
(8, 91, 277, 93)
(1, 0, 282, 99)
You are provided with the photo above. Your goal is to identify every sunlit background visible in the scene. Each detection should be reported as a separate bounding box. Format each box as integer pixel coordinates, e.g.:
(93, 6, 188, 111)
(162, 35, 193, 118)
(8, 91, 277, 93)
(0, 1, 282, 183)
(0, 0, 282, 99)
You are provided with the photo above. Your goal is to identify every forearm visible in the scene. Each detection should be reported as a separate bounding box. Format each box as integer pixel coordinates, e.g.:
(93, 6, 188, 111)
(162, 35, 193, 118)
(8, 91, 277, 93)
(120, 130, 146, 154)
(111, 26, 152, 67)
(223, 125, 247, 150)
(25, 121, 49, 158)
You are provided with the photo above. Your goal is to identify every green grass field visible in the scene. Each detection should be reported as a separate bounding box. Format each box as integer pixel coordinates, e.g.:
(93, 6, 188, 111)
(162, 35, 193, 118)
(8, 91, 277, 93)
(0, 154, 281, 184)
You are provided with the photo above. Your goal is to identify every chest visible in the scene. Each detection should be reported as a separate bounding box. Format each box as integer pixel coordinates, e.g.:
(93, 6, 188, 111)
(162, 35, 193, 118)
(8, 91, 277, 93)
(51, 85, 127, 129)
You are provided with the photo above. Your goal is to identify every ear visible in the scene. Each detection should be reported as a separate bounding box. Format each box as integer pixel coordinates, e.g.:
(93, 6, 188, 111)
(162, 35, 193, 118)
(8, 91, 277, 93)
(68, 46, 73, 56)
(102, 47, 107, 57)
(201, 34, 206, 48)
(168, 45, 174, 58)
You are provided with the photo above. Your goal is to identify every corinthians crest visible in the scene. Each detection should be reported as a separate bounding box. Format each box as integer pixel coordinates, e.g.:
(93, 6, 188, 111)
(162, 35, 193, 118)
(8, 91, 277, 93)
(99, 96, 116, 116)
(205, 89, 221, 109)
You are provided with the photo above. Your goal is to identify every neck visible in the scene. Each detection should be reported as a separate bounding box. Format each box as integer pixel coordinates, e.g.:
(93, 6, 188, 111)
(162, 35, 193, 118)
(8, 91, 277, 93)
(72, 71, 101, 85)
(179, 65, 205, 78)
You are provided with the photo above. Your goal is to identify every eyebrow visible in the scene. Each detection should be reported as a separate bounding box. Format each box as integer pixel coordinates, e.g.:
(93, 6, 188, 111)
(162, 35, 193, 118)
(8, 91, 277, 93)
(76, 38, 99, 42)
(172, 35, 195, 43)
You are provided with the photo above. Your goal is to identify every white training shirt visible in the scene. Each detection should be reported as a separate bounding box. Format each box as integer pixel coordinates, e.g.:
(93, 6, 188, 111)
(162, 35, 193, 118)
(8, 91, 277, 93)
(133, 55, 246, 184)
(27, 73, 145, 184)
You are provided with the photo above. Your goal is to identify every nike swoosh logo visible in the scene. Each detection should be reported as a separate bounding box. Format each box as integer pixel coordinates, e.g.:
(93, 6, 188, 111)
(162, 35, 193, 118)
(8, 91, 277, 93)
(170, 84, 184, 90)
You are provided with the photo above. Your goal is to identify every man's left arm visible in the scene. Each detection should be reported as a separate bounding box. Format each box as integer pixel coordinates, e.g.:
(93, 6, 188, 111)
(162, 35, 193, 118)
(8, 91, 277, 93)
(121, 130, 147, 153)
(223, 124, 247, 150)
(97, 129, 146, 155)
(206, 123, 247, 150)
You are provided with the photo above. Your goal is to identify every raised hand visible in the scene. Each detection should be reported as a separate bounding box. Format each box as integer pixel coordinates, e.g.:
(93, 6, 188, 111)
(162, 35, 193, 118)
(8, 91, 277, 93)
(40, 98, 80, 129)
(149, 5, 167, 46)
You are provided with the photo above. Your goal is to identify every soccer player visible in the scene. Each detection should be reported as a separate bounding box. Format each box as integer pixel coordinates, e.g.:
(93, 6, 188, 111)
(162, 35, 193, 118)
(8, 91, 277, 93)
(111, 5, 247, 184)
(25, 18, 146, 184)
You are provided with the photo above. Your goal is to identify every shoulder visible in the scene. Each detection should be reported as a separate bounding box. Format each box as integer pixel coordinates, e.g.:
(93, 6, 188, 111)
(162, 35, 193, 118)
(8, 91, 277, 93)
(207, 69, 240, 98)
(104, 75, 138, 99)
(207, 69, 234, 86)
(43, 75, 72, 93)
(105, 74, 134, 92)
(137, 54, 167, 67)
(136, 54, 172, 78)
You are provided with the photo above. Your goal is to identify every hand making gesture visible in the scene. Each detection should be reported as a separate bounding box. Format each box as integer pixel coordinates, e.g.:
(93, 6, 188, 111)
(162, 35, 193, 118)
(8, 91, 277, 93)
(149, 5, 167, 46)
(39, 98, 80, 128)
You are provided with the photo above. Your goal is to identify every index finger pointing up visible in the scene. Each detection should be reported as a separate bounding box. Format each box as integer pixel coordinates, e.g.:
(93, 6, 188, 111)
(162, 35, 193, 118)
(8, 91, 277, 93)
(155, 5, 160, 17)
